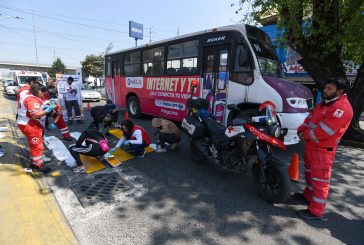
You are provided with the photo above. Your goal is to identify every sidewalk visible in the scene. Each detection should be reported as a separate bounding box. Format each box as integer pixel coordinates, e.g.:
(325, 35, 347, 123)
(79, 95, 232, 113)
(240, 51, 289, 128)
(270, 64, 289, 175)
(0, 94, 78, 245)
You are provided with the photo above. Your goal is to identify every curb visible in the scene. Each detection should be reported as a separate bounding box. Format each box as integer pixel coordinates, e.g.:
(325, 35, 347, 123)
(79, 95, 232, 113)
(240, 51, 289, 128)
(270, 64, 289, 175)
(340, 139, 364, 149)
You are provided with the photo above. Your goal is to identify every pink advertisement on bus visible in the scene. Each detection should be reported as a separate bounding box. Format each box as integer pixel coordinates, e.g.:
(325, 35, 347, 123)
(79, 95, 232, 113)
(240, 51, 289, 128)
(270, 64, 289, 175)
(115, 76, 201, 121)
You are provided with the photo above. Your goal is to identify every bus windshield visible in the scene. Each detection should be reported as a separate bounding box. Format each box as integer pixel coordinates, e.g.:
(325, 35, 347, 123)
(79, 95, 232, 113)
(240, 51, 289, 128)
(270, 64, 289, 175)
(245, 26, 282, 78)
(248, 37, 282, 78)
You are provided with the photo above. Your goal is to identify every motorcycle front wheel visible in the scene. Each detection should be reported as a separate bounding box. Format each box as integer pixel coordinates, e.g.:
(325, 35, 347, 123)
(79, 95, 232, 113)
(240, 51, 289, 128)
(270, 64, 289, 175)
(190, 139, 207, 163)
(253, 159, 290, 203)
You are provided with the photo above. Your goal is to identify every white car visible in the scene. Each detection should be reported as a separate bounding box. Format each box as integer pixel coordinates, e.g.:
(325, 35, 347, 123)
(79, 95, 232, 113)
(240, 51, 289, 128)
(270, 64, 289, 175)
(81, 85, 101, 102)
(2, 79, 13, 88)
(5, 81, 18, 95)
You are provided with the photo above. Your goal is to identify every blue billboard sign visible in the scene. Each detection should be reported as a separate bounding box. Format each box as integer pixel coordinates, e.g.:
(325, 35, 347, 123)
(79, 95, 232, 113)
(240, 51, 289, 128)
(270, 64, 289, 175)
(129, 21, 143, 40)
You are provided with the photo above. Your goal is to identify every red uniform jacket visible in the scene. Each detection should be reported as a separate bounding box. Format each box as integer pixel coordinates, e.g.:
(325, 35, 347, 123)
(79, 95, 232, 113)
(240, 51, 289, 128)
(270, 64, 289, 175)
(131, 125, 151, 145)
(297, 95, 353, 152)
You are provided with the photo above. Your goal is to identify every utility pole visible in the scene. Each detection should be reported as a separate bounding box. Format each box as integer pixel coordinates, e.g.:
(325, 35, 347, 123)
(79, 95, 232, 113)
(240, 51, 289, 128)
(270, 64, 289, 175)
(32, 9, 38, 63)
(149, 27, 152, 43)
(177, 27, 180, 36)
(53, 50, 56, 60)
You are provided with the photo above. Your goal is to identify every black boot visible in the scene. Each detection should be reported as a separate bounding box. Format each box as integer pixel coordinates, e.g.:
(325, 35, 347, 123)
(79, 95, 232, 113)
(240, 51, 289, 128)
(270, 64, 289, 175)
(30, 164, 52, 174)
(297, 209, 323, 220)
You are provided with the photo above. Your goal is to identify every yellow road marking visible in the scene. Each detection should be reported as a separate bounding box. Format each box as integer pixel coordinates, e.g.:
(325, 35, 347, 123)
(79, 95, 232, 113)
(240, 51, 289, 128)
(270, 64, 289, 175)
(79, 154, 105, 173)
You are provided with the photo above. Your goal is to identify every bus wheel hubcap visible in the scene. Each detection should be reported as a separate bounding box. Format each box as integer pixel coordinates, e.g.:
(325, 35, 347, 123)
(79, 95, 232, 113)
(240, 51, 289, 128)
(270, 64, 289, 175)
(130, 101, 137, 114)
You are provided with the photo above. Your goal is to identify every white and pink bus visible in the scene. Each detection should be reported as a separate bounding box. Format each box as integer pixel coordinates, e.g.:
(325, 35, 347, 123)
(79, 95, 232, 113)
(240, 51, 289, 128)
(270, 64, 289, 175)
(104, 24, 313, 145)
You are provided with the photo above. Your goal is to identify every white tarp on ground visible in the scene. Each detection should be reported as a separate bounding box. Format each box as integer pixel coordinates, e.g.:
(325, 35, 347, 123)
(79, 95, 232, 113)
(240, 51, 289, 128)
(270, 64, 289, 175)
(70, 132, 81, 141)
(44, 136, 77, 167)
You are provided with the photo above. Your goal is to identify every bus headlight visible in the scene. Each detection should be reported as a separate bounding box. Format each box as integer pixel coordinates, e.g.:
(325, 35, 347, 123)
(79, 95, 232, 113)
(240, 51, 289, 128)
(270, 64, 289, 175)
(286, 97, 308, 109)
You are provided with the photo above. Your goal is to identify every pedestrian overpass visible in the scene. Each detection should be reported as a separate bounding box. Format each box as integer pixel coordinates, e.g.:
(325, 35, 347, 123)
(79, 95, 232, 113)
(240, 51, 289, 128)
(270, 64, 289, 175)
(0, 61, 76, 74)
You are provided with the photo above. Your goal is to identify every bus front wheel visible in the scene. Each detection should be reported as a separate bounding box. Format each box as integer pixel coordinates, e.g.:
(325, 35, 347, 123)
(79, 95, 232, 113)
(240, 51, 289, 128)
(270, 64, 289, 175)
(127, 96, 141, 118)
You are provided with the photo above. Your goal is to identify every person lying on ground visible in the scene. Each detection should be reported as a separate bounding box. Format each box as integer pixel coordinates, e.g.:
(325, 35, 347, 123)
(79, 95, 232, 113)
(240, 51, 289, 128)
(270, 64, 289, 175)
(69, 126, 110, 173)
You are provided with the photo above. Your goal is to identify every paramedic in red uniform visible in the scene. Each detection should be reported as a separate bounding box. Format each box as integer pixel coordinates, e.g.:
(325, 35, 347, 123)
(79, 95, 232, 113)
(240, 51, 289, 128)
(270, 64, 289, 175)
(39, 86, 72, 141)
(110, 120, 151, 158)
(16, 77, 36, 103)
(296, 78, 353, 220)
(17, 84, 54, 173)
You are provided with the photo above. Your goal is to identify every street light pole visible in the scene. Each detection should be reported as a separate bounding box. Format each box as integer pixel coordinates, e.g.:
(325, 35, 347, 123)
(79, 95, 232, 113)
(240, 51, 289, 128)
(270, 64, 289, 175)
(32, 9, 38, 64)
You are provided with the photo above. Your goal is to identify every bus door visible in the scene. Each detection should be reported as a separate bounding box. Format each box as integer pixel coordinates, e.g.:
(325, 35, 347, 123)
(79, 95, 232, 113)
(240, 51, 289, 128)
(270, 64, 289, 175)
(202, 45, 230, 123)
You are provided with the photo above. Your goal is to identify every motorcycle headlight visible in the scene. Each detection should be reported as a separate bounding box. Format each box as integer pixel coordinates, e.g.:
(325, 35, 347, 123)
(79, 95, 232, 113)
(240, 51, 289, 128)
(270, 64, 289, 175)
(269, 124, 281, 138)
(274, 127, 281, 138)
(286, 97, 308, 109)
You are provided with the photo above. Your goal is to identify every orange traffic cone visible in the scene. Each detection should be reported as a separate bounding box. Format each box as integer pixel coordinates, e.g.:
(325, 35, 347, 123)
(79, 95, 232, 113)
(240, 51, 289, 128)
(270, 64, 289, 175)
(86, 102, 91, 111)
(288, 153, 300, 182)
(125, 111, 129, 120)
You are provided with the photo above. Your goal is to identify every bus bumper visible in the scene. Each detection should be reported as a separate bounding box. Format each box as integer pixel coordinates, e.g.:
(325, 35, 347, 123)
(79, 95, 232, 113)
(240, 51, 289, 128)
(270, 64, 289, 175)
(277, 112, 310, 145)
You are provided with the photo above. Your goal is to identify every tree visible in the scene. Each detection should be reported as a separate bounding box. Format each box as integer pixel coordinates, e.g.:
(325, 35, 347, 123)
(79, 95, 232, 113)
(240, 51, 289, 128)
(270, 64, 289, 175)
(49, 57, 66, 78)
(80, 54, 104, 78)
(235, 0, 364, 142)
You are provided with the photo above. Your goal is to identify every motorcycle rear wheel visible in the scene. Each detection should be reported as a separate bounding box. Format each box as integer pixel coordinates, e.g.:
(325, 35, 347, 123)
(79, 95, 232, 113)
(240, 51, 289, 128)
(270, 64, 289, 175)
(253, 160, 290, 203)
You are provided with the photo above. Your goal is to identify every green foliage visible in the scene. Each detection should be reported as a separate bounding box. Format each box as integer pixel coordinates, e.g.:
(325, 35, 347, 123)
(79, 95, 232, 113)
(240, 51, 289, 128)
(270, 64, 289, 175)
(236, 0, 364, 69)
(81, 54, 104, 78)
(49, 57, 66, 78)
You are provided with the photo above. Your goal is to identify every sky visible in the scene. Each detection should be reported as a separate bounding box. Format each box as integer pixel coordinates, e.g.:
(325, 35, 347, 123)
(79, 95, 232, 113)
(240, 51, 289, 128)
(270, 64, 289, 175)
(0, 0, 245, 68)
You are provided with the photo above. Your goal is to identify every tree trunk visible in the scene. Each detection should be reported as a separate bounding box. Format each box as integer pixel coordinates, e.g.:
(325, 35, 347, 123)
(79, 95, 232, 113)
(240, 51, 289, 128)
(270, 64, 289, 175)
(344, 60, 364, 142)
(299, 58, 364, 143)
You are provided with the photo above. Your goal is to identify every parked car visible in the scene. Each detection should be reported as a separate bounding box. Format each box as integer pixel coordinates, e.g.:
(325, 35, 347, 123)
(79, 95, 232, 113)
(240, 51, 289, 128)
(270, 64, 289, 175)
(81, 85, 101, 102)
(5, 81, 19, 95)
(2, 79, 13, 88)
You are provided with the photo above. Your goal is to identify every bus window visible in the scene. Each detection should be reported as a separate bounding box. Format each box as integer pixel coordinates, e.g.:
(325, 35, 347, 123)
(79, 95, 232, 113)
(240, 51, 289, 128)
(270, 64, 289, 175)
(231, 43, 254, 85)
(182, 40, 198, 57)
(167, 60, 181, 75)
(106, 59, 112, 77)
(143, 47, 164, 76)
(112, 61, 121, 78)
(219, 50, 228, 72)
(124, 51, 141, 76)
(167, 40, 198, 75)
(181, 57, 197, 74)
(206, 54, 214, 73)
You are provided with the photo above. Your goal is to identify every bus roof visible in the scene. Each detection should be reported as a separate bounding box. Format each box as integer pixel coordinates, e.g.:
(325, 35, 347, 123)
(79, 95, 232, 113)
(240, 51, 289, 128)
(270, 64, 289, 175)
(106, 24, 248, 56)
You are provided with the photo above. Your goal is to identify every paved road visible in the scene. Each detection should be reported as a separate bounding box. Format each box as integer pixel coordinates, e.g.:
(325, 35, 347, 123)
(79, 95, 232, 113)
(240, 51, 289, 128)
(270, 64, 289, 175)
(4, 93, 364, 245)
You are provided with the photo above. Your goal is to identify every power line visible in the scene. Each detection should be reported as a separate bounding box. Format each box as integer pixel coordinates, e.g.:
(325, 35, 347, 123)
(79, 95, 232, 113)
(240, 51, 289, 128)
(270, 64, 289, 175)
(0, 26, 99, 52)
(0, 4, 179, 34)
(19, 19, 121, 43)
(0, 5, 128, 33)
(0, 24, 111, 49)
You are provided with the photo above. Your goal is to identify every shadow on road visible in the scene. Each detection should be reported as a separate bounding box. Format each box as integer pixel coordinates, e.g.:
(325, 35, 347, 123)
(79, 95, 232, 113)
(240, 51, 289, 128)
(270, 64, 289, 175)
(4, 103, 363, 244)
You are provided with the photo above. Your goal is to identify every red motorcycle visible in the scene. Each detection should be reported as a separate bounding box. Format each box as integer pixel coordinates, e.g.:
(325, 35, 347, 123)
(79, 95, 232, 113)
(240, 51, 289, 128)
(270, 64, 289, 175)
(182, 99, 290, 203)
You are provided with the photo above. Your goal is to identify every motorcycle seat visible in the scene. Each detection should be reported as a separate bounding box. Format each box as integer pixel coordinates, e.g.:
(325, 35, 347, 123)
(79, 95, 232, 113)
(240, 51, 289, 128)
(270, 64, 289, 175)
(203, 117, 226, 136)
